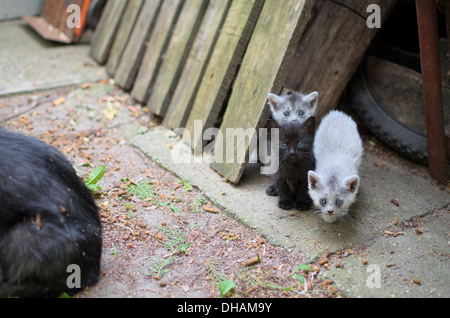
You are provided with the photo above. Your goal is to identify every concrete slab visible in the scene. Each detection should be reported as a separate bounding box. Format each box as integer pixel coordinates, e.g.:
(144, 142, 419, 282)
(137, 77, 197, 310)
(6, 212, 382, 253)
(324, 208, 449, 297)
(0, 20, 107, 97)
(127, 127, 449, 260)
(121, 118, 448, 298)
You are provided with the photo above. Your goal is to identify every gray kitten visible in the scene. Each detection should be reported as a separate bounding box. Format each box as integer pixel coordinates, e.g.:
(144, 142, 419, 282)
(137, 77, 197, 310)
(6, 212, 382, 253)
(268, 91, 318, 125)
(307, 110, 363, 223)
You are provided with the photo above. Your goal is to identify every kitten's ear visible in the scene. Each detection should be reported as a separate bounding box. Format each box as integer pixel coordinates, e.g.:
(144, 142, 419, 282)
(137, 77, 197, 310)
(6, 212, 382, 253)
(303, 116, 316, 134)
(268, 93, 284, 111)
(345, 175, 360, 193)
(308, 171, 320, 190)
(304, 92, 318, 111)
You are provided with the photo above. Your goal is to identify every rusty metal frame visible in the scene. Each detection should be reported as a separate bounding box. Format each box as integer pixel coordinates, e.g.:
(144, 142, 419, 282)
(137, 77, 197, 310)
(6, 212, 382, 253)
(415, 0, 448, 183)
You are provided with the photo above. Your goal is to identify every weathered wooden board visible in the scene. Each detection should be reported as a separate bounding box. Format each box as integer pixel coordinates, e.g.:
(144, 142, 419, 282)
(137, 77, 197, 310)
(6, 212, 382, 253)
(184, 0, 265, 154)
(131, 0, 185, 103)
(106, 0, 144, 76)
(163, 0, 232, 129)
(285, 0, 397, 121)
(90, 0, 127, 64)
(147, 0, 209, 117)
(114, 0, 162, 90)
(210, 0, 315, 184)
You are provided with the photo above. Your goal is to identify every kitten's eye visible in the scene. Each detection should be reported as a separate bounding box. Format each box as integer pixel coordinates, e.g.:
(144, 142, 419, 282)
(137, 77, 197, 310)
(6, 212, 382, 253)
(336, 199, 343, 206)
(297, 142, 304, 148)
(281, 143, 287, 149)
(319, 198, 327, 206)
(283, 111, 290, 117)
(298, 111, 305, 116)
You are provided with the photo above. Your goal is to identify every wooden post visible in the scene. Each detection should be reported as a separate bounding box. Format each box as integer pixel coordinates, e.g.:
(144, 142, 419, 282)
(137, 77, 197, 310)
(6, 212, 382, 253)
(106, 0, 144, 76)
(163, 0, 232, 129)
(147, 0, 210, 117)
(131, 0, 185, 103)
(210, 0, 315, 183)
(90, 0, 127, 64)
(184, 0, 264, 154)
(114, 0, 162, 90)
(285, 0, 397, 122)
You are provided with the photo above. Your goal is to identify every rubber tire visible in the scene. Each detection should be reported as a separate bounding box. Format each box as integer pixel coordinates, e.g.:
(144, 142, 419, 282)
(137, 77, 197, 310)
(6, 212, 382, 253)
(348, 60, 429, 165)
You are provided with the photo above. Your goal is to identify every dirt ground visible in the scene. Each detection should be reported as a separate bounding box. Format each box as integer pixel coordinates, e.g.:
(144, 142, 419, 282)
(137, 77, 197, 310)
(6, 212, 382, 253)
(0, 81, 346, 298)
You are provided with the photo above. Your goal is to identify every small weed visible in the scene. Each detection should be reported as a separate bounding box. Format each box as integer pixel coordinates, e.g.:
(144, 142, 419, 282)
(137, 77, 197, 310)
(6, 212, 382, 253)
(111, 243, 121, 257)
(156, 225, 191, 254)
(170, 204, 179, 214)
(192, 197, 208, 212)
(144, 255, 175, 279)
(176, 178, 192, 192)
(84, 165, 106, 194)
(144, 226, 191, 280)
(287, 264, 313, 285)
(127, 180, 156, 200)
(205, 258, 235, 298)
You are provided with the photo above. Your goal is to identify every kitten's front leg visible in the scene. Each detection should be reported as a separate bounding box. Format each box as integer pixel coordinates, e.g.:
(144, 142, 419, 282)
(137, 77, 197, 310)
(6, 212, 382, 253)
(295, 197, 312, 211)
(277, 182, 294, 210)
(266, 184, 279, 196)
(295, 182, 312, 211)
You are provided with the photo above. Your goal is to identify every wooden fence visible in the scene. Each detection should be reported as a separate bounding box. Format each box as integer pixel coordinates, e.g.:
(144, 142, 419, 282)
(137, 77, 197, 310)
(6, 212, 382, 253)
(90, 0, 395, 183)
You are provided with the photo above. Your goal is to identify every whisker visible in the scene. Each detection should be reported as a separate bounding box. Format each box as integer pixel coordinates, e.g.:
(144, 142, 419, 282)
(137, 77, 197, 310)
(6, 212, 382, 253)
(311, 211, 323, 227)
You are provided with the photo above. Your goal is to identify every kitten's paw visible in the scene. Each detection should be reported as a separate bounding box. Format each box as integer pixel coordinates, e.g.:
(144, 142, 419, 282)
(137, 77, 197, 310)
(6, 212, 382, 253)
(266, 184, 279, 196)
(278, 200, 293, 210)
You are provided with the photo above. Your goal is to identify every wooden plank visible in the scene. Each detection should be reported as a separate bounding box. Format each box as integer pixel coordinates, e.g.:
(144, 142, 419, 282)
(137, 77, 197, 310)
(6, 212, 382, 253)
(184, 0, 264, 154)
(285, 0, 397, 121)
(131, 0, 185, 103)
(210, 0, 315, 184)
(114, 0, 162, 90)
(163, 0, 232, 129)
(106, 0, 144, 76)
(147, 0, 209, 117)
(90, 0, 128, 64)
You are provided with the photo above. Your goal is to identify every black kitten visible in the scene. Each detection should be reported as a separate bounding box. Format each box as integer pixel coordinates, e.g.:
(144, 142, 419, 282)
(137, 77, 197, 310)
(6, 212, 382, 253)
(0, 128, 102, 297)
(266, 117, 316, 210)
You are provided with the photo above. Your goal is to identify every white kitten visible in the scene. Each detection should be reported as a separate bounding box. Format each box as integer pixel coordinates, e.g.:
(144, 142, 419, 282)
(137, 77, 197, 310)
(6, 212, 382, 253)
(268, 91, 318, 125)
(308, 110, 363, 223)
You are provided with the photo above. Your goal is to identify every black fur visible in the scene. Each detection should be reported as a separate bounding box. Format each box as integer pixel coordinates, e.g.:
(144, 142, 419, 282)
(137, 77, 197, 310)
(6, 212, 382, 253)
(266, 117, 316, 210)
(0, 128, 101, 297)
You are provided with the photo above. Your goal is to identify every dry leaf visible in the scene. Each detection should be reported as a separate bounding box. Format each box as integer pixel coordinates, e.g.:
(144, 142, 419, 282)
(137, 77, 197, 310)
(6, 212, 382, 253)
(103, 108, 117, 120)
(35, 213, 42, 229)
(180, 285, 190, 293)
(203, 203, 219, 213)
(390, 198, 400, 206)
(52, 97, 65, 106)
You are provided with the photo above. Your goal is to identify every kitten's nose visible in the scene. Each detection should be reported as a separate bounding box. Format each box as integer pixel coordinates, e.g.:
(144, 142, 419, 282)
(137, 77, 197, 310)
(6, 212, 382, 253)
(327, 210, 334, 215)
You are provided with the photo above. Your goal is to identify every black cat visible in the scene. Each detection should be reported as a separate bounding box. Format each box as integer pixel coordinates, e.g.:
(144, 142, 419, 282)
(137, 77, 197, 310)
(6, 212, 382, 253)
(0, 128, 102, 297)
(266, 117, 316, 210)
